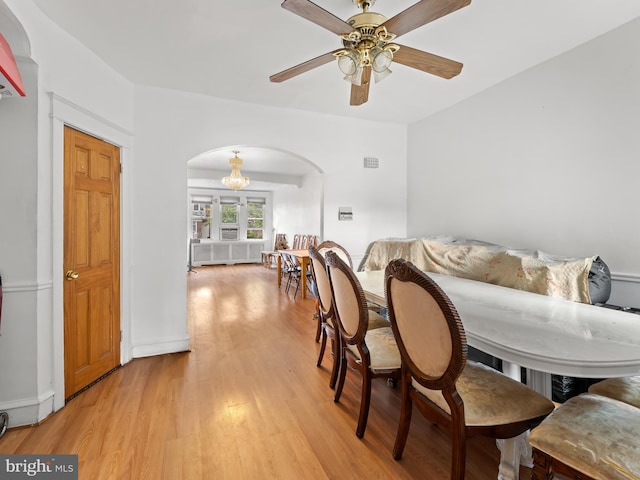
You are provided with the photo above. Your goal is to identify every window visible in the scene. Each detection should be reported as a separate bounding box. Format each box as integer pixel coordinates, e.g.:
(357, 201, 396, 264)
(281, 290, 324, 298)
(187, 190, 271, 243)
(191, 195, 213, 239)
(220, 196, 239, 225)
(246, 198, 265, 240)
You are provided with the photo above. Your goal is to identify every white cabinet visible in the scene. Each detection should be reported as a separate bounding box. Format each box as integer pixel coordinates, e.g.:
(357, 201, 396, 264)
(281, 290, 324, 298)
(192, 241, 266, 266)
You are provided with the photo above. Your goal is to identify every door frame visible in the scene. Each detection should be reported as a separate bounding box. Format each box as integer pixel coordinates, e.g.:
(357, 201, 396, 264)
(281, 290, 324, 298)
(51, 93, 133, 411)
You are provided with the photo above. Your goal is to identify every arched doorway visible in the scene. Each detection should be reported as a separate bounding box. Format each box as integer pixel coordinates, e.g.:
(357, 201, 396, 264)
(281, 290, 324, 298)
(186, 145, 324, 268)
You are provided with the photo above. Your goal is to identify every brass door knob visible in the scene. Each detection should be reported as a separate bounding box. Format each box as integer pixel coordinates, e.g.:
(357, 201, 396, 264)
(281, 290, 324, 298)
(65, 270, 79, 281)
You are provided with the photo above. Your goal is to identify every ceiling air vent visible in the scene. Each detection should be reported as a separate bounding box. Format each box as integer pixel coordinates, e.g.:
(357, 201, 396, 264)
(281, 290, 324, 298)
(363, 157, 379, 169)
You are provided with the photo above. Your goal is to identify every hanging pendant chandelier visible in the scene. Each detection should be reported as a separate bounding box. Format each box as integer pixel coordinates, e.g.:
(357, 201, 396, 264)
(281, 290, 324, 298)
(221, 150, 250, 190)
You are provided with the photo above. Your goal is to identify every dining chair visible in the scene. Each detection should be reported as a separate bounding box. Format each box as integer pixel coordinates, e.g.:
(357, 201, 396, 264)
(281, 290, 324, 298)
(280, 251, 301, 294)
(307, 234, 318, 249)
(261, 233, 288, 268)
(313, 241, 353, 342)
(309, 245, 344, 389)
(291, 234, 301, 250)
(309, 242, 389, 389)
(325, 250, 401, 438)
(384, 259, 555, 479)
(529, 393, 640, 479)
(282, 250, 313, 298)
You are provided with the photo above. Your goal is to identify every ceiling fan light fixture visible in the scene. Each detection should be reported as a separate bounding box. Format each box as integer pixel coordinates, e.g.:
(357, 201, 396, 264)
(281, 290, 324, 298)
(344, 66, 364, 86)
(370, 47, 393, 73)
(272, 0, 470, 106)
(221, 150, 250, 191)
(373, 67, 391, 84)
(336, 50, 360, 76)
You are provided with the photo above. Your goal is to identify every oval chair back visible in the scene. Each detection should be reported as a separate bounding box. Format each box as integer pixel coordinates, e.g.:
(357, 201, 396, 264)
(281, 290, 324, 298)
(385, 259, 555, 479)
(309, 244, 345, 389)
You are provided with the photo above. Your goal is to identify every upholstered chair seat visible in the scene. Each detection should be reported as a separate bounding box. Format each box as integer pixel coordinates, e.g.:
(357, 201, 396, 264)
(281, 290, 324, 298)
(530, 393, 640, 479)
(412, 361, 555, 427)
(588, 376, 640, 409)
(346, 327, 401, 372)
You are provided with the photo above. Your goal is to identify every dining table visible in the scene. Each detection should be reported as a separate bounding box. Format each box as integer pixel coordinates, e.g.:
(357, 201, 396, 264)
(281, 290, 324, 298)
(355, 269, 640, 480)
(276, 249, 311, 299)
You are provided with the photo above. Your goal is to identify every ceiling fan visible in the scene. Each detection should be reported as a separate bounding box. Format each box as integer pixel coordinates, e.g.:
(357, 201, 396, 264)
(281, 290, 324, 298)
(269, 0, 471, 106)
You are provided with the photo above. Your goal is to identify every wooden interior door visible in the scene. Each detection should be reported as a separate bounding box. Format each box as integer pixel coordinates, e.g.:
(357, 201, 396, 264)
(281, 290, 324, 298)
(64, 126, 120, 400)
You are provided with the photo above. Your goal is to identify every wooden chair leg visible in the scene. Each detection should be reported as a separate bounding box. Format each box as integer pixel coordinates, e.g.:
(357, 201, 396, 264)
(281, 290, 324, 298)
(328, 335, 340, 390)
(392, 378, 413, 460)
(356, 369, 372, 438)
(531, 449, 554, 480)
(316, 327, 327, 368)
(314, 301, 321, 342)
(333, 350, 348, 403)
(451, 415, 467, 480)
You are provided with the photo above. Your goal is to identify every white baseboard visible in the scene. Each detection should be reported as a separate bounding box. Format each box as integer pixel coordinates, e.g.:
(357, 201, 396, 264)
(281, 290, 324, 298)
(130, 336, 191, 359)
(0, 389, 55, 428)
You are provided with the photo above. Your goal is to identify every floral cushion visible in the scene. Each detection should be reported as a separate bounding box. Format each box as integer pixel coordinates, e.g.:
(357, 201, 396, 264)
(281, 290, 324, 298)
(346, 326, 401, 372)
(412, 361, 554, 427)
(588, 376, 640, 409)
(530, 393, 640, 479)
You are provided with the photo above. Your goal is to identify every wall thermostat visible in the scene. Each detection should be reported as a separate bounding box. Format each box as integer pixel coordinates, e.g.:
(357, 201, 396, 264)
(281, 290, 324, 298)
(338, 207, 353, 221)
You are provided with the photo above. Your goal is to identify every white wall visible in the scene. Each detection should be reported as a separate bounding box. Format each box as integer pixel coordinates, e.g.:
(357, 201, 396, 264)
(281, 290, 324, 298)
(273, 172, 323, 246)
(132, 87, 408, 348)
(0, 57, 40, 425)
(407, 17, 640, 307)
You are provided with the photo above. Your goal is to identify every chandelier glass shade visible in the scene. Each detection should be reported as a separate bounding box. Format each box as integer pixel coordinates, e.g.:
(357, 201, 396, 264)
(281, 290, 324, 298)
(221, 151, 250, 190)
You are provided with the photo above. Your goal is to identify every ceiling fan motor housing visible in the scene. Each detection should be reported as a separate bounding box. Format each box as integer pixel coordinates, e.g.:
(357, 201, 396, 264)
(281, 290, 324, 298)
(343, 12, 393, 49)
(346, 12, 387, 31)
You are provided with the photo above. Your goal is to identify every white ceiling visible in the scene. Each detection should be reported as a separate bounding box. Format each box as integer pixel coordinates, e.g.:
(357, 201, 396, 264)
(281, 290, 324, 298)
(30, 0, 640, 187)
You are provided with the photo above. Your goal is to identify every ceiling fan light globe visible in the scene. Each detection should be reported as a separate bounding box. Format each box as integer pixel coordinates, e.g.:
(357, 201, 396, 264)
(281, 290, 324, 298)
(351, 66, 364, 86)
(338, 56, 356, 75)
(373, 67, 391, 83)
(337, 50, 360, 76)
(372, 48, 393, 73)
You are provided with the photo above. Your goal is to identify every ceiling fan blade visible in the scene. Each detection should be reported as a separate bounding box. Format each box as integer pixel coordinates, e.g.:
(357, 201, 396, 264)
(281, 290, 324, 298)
(381, 0, 471, 38)
(270, 51, 338, 83)
(350, 66, 371, 106)
(281, 0, 354, 36)
(393, 44, 463, 79)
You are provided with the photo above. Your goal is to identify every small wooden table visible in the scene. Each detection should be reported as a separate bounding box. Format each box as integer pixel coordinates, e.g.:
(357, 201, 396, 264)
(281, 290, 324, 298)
(277, 249, 311, 299)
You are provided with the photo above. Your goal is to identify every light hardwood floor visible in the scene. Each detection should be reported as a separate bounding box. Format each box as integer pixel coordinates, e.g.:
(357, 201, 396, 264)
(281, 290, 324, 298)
(0, 264, 531, 479)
